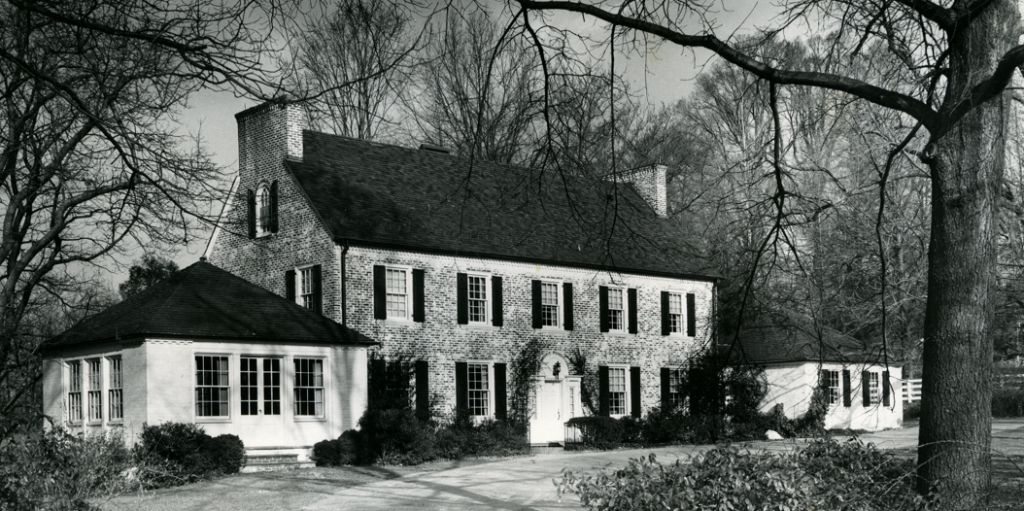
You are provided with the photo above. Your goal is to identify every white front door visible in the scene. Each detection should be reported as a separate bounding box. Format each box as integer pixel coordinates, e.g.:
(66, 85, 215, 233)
(237, 357, 285, 446)
(530, 377, 581, 445)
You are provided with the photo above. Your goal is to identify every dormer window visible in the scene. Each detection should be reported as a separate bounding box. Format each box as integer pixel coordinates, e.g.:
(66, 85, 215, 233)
(247, 180, 278, 238)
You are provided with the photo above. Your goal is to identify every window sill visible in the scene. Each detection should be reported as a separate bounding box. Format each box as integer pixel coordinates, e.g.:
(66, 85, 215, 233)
(196, 417, 232, 423)
(381, 319, 420, 327)
(535, 327, 570, 335)
(604, 330, 630, 337)
(461, 323, 498, 331)
(294, 416, 327, 423)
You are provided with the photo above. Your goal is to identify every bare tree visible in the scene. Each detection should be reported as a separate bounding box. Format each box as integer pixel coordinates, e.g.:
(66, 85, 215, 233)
(511, 0, 1023, 505)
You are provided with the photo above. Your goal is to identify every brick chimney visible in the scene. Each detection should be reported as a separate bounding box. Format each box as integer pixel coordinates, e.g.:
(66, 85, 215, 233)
(235, 98, 307, 177)
(611, 165, 668, 218)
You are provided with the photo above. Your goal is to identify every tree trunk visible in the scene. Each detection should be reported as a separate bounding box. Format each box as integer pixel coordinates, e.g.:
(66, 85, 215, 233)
(916, 3, 1018, 506)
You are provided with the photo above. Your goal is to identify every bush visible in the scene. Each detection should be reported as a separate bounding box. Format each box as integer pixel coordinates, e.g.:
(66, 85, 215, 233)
(558, 439, 932, 511)
(357, 408, 436, 465)
(0, 429, 140, 511)
(640, 407, 691, 445)
(992, 388, 1024, 417)
(565, 417, 623, 450)
(904, 401, 922, 421)
(137, 422, 244, 486)
(618, 416, 643, 445)
(205, 434, 244, 474)
(337, 429, 362, 465)
(311, 439, 341, 467)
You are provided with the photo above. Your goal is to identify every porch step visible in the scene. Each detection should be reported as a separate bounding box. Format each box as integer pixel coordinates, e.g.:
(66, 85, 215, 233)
(242, 453, 315, 473)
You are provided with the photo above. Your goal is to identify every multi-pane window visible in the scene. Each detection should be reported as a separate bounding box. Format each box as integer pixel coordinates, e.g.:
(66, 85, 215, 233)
(386, 268, 409, 319)
(295, 358, 324, 417)
(300, 267, 316, 310)
(108, 357, 123, 421)
(541, 282, 559, 327)
(467, 275, 488, 323)
(257, 185, 271, 234)
(868, 372, 880, 405)
(67, 361, 82, 423)
(607, 289, 624, 331)
(263, 359, 281, 415)
(467, 363, 490, 416)
(195, 356, 229, 417)
(668, 293, 683, 334)
(240, 358, 259, 415)
(668, 368, 686, 409)
(823, 369, 840, 405)
(608, 367, 627, 416)
(87, 359, 102, 422)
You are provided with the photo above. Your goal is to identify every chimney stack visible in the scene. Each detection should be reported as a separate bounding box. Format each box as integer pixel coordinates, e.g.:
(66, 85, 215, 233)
(610, 165, 668, 218)
(235, 97, 307, 177)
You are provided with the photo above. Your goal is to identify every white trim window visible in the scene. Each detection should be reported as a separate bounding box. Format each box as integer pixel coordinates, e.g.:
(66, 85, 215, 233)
(822, 369, 840, 405)
(300, 267, 316, 310)
(240, 357, 259, 416)
(294, 358, 324, 417)
(263, 358, 282, 415)
(467, 275, 488, 323)
(541, 281, 560, 327)
(386, 268, 411, 320)
(257, 183, 272, 235)
(108, 356, 123, 421)
(868, 372, 880, 405)
(467, 362, 490, 416)
(87, 359, 102, 422)
(195, 355, 230, 418)
(67, 361, 82, 423)
(668, 293, 683, 334)
(668, 368, 686, 409)
(607, 288, 625, 332)
(608, 366, 628, 416)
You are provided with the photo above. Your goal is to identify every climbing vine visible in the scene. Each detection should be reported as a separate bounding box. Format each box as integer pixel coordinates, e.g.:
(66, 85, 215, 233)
(507, 338, 545, 424)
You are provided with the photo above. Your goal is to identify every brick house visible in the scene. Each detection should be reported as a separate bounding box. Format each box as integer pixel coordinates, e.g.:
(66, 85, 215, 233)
(203, 100, 718, 445)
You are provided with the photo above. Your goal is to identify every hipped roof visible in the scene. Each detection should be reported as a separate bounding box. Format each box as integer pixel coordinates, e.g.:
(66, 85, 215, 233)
(722, 313, 900, 366)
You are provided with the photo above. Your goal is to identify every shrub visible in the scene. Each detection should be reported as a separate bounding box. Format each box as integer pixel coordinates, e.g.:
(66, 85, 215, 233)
(639, 407, 691, 445)
(357, 408, 435, 465)
(205, 434, 245, 474)
(558, 439, 932, 511)
(311, 439, 341, 467)
(992, 388, 1024, 417)
(337, 429, 361, 465)
(136, 422, 244, 486)
(565, 417, 623, 450)
(618, 416, 643, 445)
(904, 401, 922, 421)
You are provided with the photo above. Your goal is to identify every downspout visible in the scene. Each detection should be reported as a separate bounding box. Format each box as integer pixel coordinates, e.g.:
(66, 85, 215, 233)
(340, 239, 349, 326)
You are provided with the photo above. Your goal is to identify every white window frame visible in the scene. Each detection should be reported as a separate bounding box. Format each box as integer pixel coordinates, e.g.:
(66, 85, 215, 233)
(294, 357, 326, 419)
(107, 356, 123, 422)
(606, 287, 626, 333)
(256, 182, 272, 237)
(539, 279, 564, 329)
(66, 360, 83, 424)
(667, 367, 686, 410)
(383, 265, 414, 322)
(466, 273, 491, 325)
(195, 354, 231, 420)
(868, 371, 880, 405)
(822, 369, 840, 406)
(667, 291, 684, 335)
(607, 365, 630, 418)
(298, 265, 317, 311)
(465, 361, 496, 418)
(86, 358, 102, 423)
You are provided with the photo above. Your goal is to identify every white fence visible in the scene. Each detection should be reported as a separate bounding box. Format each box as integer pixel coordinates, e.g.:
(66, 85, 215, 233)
(902, 379, 922, 403)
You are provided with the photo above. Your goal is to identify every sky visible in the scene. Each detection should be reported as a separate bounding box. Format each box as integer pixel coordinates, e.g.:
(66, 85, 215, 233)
(159, 1, 788, 282)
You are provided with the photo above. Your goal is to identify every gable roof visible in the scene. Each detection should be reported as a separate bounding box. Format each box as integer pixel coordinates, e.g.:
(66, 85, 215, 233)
(285, 132, 713, 279)
(43, 261, 373, 351)
(721, 313, 899, 366)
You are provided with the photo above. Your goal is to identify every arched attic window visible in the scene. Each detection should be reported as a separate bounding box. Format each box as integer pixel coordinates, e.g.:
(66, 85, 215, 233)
(247, 181, 278, 238)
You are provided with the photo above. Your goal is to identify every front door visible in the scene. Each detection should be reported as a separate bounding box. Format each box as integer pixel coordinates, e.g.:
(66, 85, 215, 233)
(530, 377, 581, 445)
(237, 357, 285, 446)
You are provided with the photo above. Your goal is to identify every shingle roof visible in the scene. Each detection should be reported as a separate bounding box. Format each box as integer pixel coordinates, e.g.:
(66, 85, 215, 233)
(43, 261, 374, 350)
(286, 132, 713, 279)
(721, 313, 898, 366)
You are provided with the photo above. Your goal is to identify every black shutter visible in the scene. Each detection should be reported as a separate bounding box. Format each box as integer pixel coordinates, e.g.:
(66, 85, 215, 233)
(599, 286, 610, 332)
(270, 180, 279, 233)
(246, 189, 256, 238)
(412, 269, 425, 323)
(598, 366, 610, 416)
(373, 266, 387, 320)
(661, 367, 671, 409)
(285, 269, 296, 301)
(862, 371, 871, 406)
(312, 264, 322, 315)
(842, 370, 852, 408)
(630, 366, 641, 418)
(370, 358, 386, 409)
(661, 292, 671, 335)
(882, 370, 891, 407)
(563, 283, 574, 331)
(628, 289, 638, 334)
(494, 363, 507, 420)
(686, 293, 696, 336)
(415, 360, 429, 419)
(491, 276, 503, 327)
(456, 273, 468, 325)
(455, 362, 468, 412)
(531, 280, 542, 329)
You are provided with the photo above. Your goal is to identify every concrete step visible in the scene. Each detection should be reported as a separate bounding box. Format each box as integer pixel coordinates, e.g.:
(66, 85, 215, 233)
(242, 452, 315, 473)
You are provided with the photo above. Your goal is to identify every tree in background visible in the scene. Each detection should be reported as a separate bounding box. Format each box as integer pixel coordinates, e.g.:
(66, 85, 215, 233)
(118, 255, 180, 300)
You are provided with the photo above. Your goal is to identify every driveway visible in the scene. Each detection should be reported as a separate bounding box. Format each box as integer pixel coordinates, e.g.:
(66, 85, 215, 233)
(103, 420, 1024, 511)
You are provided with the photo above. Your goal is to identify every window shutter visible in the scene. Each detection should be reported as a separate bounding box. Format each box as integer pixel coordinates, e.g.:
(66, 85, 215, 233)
(246, 189, 256, 239)
(531, 280, 542, 329)
(598, 366, 610, 416)
(369, 358, 386, 409)
(455, 362, 468, 412)
(285, 270, 296, 301)
(599, 286, 609, 332)
(862, 371, 871, 406)
(686, 293, 696, 336)
(415, 360, 429, 419)
(842, 370, 851, 408)
(563, 283, 574, 331)
(628, 289, 638, 334)
(660, 292, 670, 335)
(491, 276, 503, 327)
(412, 269, 425, 323)
(660, 367, 671, 409)
(270, 180, 279, 233)
(312, 265, 322, 315)
(373, 265, 387, 320)
(456, 273, 469, 325)
(494, 363, 507, 420)
(630, 366, 641, 418)
(882, 370, 891, 407)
